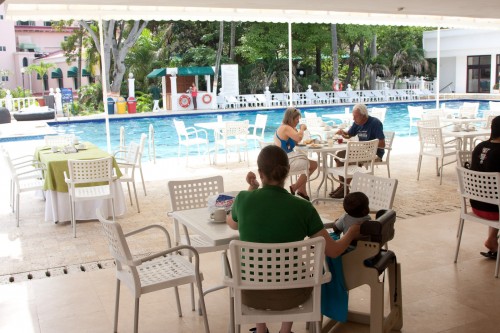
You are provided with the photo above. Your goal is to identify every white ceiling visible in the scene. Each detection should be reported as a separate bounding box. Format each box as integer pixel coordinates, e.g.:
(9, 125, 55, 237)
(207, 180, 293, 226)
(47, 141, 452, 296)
(4, 0, 500, 29)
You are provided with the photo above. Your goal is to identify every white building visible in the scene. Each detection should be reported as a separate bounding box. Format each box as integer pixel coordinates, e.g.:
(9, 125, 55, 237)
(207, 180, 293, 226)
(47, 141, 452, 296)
(423, 29, 500, 94)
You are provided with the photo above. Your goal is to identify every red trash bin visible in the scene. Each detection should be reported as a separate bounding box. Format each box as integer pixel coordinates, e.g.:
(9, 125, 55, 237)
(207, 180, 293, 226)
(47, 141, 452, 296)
(127, 96, 137, 113)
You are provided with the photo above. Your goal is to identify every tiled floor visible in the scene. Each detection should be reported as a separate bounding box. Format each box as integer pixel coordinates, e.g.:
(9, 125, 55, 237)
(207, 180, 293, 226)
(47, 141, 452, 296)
(0, 135, 499, 332)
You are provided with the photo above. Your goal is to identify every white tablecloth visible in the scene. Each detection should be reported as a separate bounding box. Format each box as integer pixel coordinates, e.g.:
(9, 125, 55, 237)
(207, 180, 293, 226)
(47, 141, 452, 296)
(44, 181, 127, 223)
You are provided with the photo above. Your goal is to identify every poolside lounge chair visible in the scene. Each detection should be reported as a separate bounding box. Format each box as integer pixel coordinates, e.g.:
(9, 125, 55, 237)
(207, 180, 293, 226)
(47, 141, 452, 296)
(255, 94, 268, 106)
(271, 93, 286, 106)
(224, 95, 247, 109)
(372, 90, 388, 101)
(243, 95, 264, 107)
(369, 107, 387, 123)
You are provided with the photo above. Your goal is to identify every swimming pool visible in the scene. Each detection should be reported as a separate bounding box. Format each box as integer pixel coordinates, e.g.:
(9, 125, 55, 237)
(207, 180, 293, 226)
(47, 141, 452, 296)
(47, 100, 492, 159)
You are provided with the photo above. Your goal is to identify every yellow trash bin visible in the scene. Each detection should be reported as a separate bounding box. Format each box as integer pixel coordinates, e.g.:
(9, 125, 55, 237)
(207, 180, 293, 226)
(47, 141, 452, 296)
(116, 97, 127, 114)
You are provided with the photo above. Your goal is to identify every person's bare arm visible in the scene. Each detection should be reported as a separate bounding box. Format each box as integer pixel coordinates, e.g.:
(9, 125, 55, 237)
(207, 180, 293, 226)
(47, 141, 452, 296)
(312, 224, 360, 258)
(286, 124, 307, 142)
(226, 215, 238, 230)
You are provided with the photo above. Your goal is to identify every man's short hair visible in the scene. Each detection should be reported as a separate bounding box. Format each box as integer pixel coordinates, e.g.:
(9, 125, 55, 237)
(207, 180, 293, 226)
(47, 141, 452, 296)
(491, 115, 500, 139)
(353, 103, 369, 117)
(343, 191, 370, 218)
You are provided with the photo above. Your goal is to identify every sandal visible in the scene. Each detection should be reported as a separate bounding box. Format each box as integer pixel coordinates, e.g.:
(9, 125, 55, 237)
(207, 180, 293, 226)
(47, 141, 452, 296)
(480, 251, 498, 260)
(289, 185, 295, 196)
(297, 192, 310, 201)
(249, 328, 269, 333)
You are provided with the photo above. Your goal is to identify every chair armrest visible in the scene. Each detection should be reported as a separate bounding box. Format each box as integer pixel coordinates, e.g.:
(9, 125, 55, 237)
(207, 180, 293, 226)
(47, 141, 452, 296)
(136, 244, 200, 268)
(221, 251, 234, 287)
(113, 149, 127, 157)
(17, 166, 46, 177)
(125, 224, 172, 247)
(186, 127, 208, 139)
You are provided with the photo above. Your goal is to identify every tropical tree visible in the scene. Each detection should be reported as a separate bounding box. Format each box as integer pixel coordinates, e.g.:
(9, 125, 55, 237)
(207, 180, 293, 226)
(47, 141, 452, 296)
(392, 44, 429, 88)
(25, 61, 56, 96)
(79, 20, 148, 94)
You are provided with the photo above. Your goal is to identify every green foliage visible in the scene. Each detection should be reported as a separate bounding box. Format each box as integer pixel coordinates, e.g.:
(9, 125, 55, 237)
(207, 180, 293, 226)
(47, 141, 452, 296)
(78, 82, 103, 112)
(135, 91, 153, 113)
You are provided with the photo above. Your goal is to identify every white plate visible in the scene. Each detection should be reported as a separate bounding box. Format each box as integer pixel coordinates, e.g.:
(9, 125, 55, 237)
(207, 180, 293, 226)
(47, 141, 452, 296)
(208, 218, 226, 223)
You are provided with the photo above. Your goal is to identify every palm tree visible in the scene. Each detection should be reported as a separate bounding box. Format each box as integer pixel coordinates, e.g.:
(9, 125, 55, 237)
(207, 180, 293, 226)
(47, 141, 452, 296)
(25, 61, 56, 96)
(392, 44, 428, 88)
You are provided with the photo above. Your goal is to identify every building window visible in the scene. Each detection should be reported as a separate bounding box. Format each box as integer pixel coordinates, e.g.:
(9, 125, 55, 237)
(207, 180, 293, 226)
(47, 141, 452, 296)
(467, 55, 491, 93)
(0, 46, 6, 51)
(0, 15, 4, 20)
(1, 76, 9, 82)
(16, 21, 35, 26)
(44, 21, 52, 27)
(496, 55, 500, 87)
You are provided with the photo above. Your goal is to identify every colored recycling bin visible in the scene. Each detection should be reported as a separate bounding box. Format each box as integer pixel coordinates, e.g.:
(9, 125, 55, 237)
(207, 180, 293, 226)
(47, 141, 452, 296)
(116, 97, 127, 114)
(127, 97, 137, 113)
(106, 97, 115, 114)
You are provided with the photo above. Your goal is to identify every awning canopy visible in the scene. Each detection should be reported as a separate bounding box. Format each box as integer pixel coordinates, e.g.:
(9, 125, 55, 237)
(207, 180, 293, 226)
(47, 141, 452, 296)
(178, 67, 214, 76)
(4, 0, 500, 29)
(67, 66, 78, 78)
(82, 68, 91, 77)
(51, 68, 62, 79)
(146, 68, 166, 78)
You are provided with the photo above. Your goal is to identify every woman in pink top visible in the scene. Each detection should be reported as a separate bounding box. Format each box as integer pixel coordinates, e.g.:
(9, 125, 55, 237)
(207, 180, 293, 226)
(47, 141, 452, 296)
(190, 82, 198, 110)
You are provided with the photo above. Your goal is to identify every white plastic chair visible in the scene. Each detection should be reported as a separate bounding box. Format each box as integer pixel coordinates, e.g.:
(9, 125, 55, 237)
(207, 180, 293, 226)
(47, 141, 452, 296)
(373, 130, 395, 177)
(489, 101, 500, 112)
(416, 124, 457, 185)
(369, 107, 387, 123)
(214, 120, 249, 167)
(167, 176, 226, 311)
(244, 95, 264, 107)
(148, 123, 156, 163)
(247, 114, 268, 143)
(173, 119, 210, 165)
(460, 102, 479, 118)
(455, 167, 500, 278)
(64, 157, 115, 237)
(456, 150, 472, 168)
(408, 105, 424, 134)
(44, 134, 75, 147)
(114, 141, 141, 213)
(97, 210, 210, 333)
(2, 149, 45, 226)
(222, 238, 331, 333)
(324, 139, 379, 198)
(313, 172, 398, 215)
(136, 133, 147, 195)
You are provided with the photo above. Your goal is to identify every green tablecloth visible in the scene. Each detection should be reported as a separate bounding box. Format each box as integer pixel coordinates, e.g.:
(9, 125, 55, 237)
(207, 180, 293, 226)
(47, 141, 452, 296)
(35, 143, 122, 192)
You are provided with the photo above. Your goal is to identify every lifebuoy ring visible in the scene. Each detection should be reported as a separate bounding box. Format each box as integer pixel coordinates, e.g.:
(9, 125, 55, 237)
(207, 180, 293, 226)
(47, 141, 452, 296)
(179, 94, 191, 108)
(202, 93, 212, 104)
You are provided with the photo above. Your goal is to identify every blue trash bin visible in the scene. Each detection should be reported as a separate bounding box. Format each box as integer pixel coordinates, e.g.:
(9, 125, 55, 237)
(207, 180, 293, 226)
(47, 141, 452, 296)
(107, 97, 115, 114)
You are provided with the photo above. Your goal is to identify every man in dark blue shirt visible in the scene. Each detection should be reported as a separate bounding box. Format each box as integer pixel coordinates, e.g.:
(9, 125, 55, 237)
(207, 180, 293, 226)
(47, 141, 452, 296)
(330, 103, 385, 198)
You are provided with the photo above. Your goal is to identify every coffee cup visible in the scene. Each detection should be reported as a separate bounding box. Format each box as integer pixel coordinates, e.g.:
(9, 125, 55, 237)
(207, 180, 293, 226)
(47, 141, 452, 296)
(51, 146, 58, 153)
(327, 139, 334, 147)
(210, 208, 226, 222)
(77, 143, 85, 149)
(453, 124, 461, 131)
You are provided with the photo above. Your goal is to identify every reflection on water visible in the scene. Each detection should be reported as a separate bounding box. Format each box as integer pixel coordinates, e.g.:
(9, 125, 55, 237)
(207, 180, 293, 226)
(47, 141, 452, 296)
(49, 100, 492, 159)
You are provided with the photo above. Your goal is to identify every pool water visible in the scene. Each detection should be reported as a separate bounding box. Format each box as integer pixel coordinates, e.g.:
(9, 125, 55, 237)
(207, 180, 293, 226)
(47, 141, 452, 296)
(48, 100, 492, 160)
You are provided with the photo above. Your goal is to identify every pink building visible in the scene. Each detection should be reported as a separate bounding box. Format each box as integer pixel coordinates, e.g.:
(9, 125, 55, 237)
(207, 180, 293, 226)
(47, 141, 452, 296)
(0, 4, 89, 96)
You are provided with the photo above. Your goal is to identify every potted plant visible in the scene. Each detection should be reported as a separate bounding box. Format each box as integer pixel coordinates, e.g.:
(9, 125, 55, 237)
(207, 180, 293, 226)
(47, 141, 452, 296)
(25, 61, 56, 105)
(493, 83, 500, 94)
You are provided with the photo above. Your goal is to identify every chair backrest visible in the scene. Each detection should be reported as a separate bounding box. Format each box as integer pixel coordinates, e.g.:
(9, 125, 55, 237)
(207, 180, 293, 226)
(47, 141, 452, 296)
(462, 102, 479, 113)
(456, 150, 472, 167)
(417, 118, 440, 128)
(383, 131, 395, 152)
(351, 173, 398, 212)
(417, 126, 446, 149)
(44, 134, 75, 147)
(369, 107, 387, 123)
(345, 139, 379, 163)
(408, 105, 424, 119)
(483, 114, 496, 129)
(489, 101, 500, 112)
(148, 124, 156, 162)
(301, 116, 323, 127)
(252, 114, 268, 137)
(168, 175, 224, 212)
(137, 133, 147, 165)
(223, 120, 249, 139)
(359, 209, 397, 246)
(422, 109, 445, 122)
(173, 119, 188, 139)
(304, 111, 318, 118)
(122, 141, 140, 165)
(67, 156, 114, 185)
(456, 166, 500, 208)
(459, 105, 478, 119)
(119, 126, 126, 149)
(228, 237, 327, 291)
(97, 209, 140, 276)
